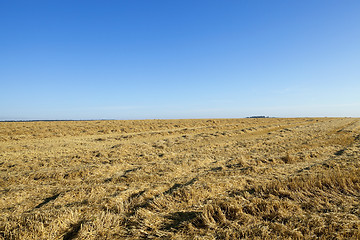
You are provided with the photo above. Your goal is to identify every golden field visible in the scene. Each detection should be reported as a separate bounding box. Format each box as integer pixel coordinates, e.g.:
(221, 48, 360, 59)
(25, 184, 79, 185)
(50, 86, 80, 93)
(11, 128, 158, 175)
(1, 118, 360, 239)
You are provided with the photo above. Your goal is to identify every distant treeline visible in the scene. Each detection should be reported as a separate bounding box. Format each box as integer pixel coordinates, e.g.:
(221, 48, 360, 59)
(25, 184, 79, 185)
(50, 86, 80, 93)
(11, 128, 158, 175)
(247, 116, 271, 119)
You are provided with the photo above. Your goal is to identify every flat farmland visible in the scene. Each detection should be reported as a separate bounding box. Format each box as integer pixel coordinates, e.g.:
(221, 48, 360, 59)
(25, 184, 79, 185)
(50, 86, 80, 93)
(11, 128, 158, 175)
(1, 118, 360, 239)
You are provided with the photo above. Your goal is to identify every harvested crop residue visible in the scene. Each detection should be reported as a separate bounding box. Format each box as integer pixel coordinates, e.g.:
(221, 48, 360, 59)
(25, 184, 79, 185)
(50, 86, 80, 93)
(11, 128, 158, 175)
(1, 118, 360, 239)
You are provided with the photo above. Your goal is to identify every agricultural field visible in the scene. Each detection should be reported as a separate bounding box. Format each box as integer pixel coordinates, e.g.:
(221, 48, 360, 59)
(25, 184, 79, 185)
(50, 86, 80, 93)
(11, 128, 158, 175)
(1, 118, 360, 239)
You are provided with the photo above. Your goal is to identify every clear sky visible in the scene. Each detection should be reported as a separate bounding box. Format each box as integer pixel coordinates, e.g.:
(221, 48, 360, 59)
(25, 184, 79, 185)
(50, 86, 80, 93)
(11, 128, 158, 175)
(1, 0, 359, 120)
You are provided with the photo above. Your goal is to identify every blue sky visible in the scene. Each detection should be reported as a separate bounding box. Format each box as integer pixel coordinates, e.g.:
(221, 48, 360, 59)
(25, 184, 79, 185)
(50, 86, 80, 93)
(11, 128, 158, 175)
(1, 0, 359, 120)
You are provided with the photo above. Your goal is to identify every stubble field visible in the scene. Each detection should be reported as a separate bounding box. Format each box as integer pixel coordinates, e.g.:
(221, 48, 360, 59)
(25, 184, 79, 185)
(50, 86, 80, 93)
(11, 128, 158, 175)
(1, 118, 360, 239)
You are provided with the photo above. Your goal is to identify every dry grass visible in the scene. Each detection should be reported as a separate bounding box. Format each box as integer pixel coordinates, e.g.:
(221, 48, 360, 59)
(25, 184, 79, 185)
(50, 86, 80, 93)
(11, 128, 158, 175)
(1, 118, 360, 239)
